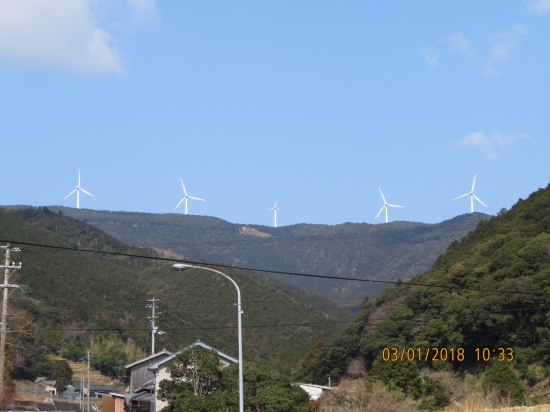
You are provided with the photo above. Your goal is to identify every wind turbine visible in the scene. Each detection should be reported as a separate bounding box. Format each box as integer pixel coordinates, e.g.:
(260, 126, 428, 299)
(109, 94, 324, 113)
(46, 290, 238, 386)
(267, 200, 281, 227)
(64, 170, 94, 209)
(375, 188, 404, 223)
(453, 174, 487, 213)
(173, 178, 205, 215)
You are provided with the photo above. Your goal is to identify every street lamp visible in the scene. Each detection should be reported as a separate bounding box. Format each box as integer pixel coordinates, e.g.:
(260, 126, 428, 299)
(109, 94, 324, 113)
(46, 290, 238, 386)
(172, 263, 244, 412)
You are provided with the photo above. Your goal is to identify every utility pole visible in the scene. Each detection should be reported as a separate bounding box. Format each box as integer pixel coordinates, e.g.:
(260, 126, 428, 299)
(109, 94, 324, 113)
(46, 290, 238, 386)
(87, 351, 90, 412)
(80, 361, 83, 412)
(0, 244, 21, 399)
(146, 298, 163, 355)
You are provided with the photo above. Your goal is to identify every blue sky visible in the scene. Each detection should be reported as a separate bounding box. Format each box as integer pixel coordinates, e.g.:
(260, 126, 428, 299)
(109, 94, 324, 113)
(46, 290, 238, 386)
(0, 1, 548, 226)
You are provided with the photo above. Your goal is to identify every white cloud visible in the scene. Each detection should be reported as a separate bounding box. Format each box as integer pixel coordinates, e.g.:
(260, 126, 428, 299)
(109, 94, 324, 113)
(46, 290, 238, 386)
(0, 0, 124, 75)
(448, 33, 471, 53)
(484, 25, 526, 77)
(422, 49, 439, 67)
(128, 0, 158, 24)
(528, 0, 550, 13)
(451, 131, 530, 160)
(422, 32, 471, 68)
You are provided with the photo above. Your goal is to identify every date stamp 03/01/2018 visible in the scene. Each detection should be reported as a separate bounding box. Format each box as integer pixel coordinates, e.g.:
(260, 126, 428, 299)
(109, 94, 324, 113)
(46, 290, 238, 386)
(381, 347, 514, 363)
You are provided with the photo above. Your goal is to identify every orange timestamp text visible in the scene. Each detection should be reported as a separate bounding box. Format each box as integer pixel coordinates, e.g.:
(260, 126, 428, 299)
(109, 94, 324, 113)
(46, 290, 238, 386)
(381, 347, 514, 362)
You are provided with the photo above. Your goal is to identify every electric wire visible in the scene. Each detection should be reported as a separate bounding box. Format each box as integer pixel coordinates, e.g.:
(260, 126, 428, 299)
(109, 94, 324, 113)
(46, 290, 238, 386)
(2, 237, 549, 297)
(20, 304, 550, 333)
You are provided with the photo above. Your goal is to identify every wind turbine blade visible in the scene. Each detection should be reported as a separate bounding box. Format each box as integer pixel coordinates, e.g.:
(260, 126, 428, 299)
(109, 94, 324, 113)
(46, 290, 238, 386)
(375, 205, 385, 220)
(78, 169, 81, 187)
(387, 204, 404, 208)
(473, 194, 487, 207)
(452, 193, 469, 200)
(378, 188, 386, 204)
(188, 196, 205, 201)
(80, 188, 94, 197)
(173, 198, 185, 211)
(180, 178, 188, 196)
(64, 189, 77, 199)
(471, 174, 477, 193)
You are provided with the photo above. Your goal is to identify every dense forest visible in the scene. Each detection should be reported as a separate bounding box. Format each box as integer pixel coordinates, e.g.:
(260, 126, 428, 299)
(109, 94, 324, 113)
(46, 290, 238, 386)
(292, 184, 550, 409)
(0, 207, 352, 393)
(32, 206, 489, 308)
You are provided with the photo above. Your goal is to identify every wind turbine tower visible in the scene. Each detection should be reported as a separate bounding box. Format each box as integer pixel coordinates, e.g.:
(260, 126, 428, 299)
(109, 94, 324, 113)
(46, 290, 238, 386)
(173, 178, 205, 215)
(375, 188, 404, 223)
(267, 201, 281, 227)
(452, 174, 487, 213)
(64, 170, 94, 209)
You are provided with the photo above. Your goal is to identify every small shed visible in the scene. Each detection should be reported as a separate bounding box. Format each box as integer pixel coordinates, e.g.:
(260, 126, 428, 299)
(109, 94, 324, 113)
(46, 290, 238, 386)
(296, 383, 333, 401)
(101, 392, 126, 412)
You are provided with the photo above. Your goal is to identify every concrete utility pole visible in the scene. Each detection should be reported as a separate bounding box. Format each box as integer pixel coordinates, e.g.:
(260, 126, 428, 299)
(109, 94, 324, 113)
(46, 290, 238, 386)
(147, 298, 163, 355)
(87, 351, 90, 412)
(0, 245, 21, 398)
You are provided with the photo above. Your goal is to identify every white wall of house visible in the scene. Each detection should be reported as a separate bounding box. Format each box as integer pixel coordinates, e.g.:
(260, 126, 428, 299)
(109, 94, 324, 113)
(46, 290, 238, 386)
(154, 366, 170, 412)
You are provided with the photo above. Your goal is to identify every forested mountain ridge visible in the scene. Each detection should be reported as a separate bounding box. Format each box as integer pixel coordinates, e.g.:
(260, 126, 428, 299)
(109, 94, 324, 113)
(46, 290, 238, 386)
(24, 206, 491, 308)
(294, 184, 550, 407)
(0, 207, 352, 387)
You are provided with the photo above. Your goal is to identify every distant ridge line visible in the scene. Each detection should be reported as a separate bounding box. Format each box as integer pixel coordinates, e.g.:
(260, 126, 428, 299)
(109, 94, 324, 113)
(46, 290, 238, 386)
(94, 221, 487, 249)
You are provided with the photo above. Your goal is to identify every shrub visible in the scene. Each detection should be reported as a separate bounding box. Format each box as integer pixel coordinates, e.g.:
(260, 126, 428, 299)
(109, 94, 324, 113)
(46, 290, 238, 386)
(367, 360, 421, 398)
(482, 363, 525, 405)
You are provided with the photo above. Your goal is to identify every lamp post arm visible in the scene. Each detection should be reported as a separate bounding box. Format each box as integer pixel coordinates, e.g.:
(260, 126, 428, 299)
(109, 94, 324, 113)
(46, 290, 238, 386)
(194, 267, 241, 303)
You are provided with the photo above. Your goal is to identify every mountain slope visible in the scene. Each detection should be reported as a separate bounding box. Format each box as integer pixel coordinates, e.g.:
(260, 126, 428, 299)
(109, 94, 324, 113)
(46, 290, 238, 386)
(295, 183, 550, 390)
(0, 207, 352, 380)
(36, 207, 490, 308)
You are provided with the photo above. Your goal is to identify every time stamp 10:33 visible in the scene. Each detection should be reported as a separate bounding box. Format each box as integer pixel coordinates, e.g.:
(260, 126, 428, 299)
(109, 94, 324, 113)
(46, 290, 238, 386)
(381, 347, 514, 362)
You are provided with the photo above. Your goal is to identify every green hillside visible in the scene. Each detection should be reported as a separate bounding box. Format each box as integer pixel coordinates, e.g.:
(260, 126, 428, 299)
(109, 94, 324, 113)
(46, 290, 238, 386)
(294, 184, 550, 407)
(0, 207, 352, 384)
(34, 206, 489, 308)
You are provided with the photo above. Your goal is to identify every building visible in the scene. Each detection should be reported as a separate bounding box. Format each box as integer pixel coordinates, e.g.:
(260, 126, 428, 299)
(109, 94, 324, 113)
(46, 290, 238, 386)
(120, 350, 173, 412)
(101, 392, 126, 412)
(35, 377, 57, 396)
(296, 383, 333, 401)
(147, 341, 238, 412)
(120, 349, 173, 395)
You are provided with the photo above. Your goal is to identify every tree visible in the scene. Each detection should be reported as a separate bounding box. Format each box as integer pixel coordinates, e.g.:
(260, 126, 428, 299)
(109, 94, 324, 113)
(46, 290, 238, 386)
(52, 361, 73, 393)
(158, 346, 227, 412)
(226, 362, 312, 412)
(158, 346, 312, 412)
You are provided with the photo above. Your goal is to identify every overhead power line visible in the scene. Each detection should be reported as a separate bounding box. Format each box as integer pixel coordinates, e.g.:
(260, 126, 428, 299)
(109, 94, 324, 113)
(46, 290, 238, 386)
(25, 304, 550, 333)
(1, 237, 548, 297)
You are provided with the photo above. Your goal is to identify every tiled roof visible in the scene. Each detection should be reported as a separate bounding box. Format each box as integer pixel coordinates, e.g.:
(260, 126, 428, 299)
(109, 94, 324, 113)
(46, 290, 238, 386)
(135, 378, 155, 393)
(148, 341, 238, 372)
(121, 349, 173, 370)
(131, 391, 154, 401)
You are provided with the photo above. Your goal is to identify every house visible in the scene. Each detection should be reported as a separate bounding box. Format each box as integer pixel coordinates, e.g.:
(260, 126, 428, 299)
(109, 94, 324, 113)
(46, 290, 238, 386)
(296, 383, 333, 401)
(126, 378, 156, 412)
(147, 341, 238, 412)
(119, 350, 172, 412)
(35, 377, 57, 395)
(120, 349, 173, 395)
